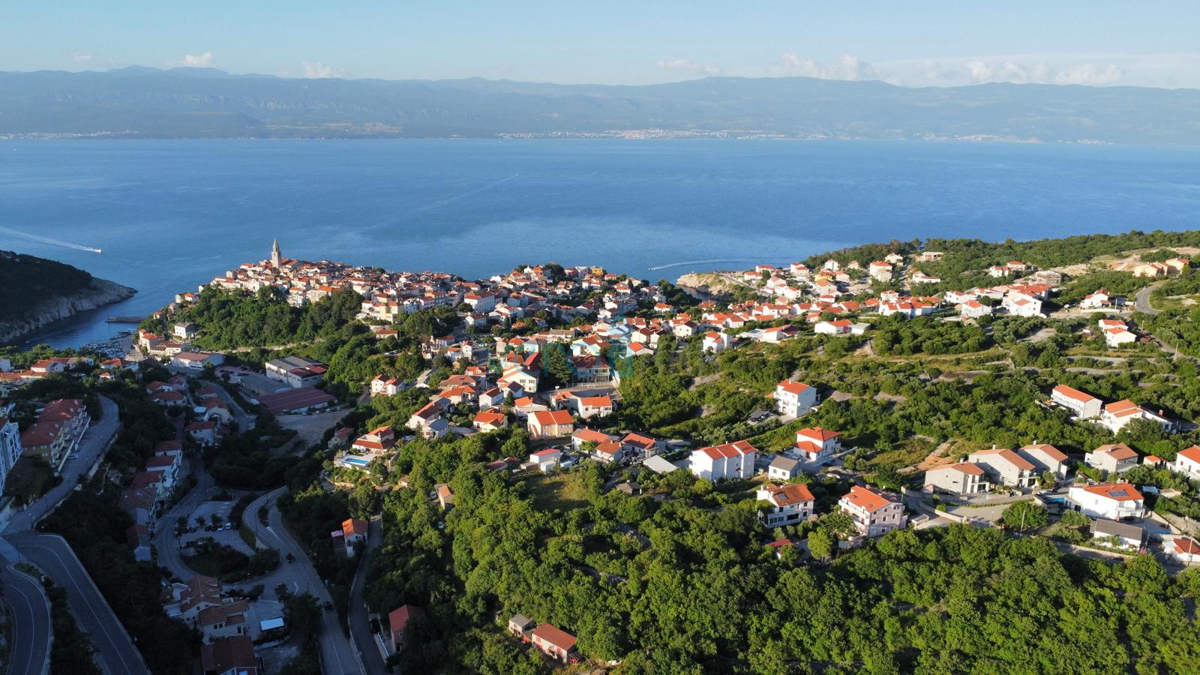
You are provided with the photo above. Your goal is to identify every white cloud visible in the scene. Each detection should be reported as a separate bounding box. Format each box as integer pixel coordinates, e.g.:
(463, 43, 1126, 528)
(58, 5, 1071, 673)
(301, 61, 347, 79)
(777, 53, 901, 84)
(72, 54, 93, 63)
(657, 58, 723, 77)
(173, 52, 215, 68)
(960, 59, 1124, 86)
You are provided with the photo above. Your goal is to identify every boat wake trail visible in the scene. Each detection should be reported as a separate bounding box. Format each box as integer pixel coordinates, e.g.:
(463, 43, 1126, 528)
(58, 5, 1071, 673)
(416, 174, 520, 212)
(0, 226, 103, 253)
(649, 258, 773, 271)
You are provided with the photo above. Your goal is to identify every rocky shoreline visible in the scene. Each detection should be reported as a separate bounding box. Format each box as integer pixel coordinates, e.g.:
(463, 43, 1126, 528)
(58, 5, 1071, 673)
(0, 278, 137, 344)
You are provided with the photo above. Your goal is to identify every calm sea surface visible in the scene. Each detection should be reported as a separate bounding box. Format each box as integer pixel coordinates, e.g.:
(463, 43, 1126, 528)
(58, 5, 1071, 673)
(2, 139, 1198, 348)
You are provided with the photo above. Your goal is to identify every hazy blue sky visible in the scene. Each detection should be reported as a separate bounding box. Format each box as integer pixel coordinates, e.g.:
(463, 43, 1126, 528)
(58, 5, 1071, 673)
(4, 1, 1199, 88)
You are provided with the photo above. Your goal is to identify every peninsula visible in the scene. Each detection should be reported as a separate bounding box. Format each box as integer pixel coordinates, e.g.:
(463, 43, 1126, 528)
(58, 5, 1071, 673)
(0, 250, 136, 344)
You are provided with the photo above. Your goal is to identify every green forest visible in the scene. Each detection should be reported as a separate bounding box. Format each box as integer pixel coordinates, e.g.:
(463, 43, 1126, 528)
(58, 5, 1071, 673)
(0, 249, 95, 322)
(361, 427, 1200, 674)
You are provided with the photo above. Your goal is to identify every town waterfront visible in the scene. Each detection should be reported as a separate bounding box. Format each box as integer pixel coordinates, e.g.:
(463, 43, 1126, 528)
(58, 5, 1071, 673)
(3, 138, 1199, 348)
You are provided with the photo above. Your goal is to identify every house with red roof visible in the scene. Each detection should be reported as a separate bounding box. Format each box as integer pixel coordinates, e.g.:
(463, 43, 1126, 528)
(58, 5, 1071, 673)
(839, 485, 907, 537)
(924, 462, 989, 494)
(339, 518, 368, 556)
(530, 448, 562, 472)
(689, 440, 756, 481)
(967, 448, 1037, 488)
(1085, 443, 1139, 474)
(756, 483, 815, 527)
(1050, 384, 1103, 420)
(1173, 445, 1200, 481)
(528, 409, 574, 439)
(388, 605, 424, 654)
(530, 623, 578, 664)
(774, 379, 817, 418)
(1067, 483, 1145, 520)
(472, 410, 508, 433)
(794, 427, 841, 463)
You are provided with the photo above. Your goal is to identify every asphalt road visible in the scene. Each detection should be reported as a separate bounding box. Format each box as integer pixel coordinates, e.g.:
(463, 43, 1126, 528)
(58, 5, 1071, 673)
(348, 516, 388, 675)
(0, 562, 51, 675)
(245, 488, 366, 675)
(7, 532, 151, 675)
(1135, 284, 1162, 315)
(1, 395, 150, 675)
(154, 453, 219, 581)
(3, 396, 120, 534)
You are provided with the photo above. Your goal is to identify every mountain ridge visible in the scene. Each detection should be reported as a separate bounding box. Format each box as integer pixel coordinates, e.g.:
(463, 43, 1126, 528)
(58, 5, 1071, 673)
(1, 67, 1199, 144)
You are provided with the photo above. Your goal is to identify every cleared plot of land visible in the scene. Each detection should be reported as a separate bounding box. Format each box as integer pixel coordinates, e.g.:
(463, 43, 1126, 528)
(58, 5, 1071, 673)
(276, 406, 349, 445)
(526, 472, 590, 512)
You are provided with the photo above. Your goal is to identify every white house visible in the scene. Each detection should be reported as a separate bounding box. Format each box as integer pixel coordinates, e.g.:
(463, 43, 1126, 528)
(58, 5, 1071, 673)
(689, 440, 756, 481)
(924, 462, 988, 494)
(967, 448, 1037, 488)
(1101, 400, 1172, 434)
(774, 380, 818, 418)
(1090, 519, 1147, 551)
(530, 448, 562, 472)
(702, 331, 732, 353)
(1066, 483, 1145, 520)
(1085, 443, 1139, 474)
(959, 300, 994, 318)
(1104, 327, 1137, 348)
(1018, 443, 1069, 478)
(1002, 292, 1043, 317)
(1050, 385, 1103, 420)
(1172, 445, 1200, 480)
(839, 485, 907, 538)
(793, 427, 840, 463)
(814, 320, 854, 336)
(1165, 535, 1200, 564)
(756, 483, 815, 528)
(767, 455, 801, 481)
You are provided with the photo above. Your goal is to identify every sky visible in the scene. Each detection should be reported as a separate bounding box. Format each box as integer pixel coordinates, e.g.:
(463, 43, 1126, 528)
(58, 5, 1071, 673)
(4, 1, 1199, 88)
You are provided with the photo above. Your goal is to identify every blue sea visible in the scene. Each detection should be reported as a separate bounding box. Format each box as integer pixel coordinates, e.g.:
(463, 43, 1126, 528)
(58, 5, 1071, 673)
(2, 139, 1199, 349)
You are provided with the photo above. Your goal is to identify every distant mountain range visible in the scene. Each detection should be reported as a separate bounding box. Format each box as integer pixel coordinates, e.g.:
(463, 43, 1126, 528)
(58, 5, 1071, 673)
(1, 66, 1199, 144)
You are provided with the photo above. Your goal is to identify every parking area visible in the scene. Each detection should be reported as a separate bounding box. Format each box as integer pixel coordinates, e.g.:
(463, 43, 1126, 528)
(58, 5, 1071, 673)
(276, 406, 350, 446)
(178, 499, 256, 556)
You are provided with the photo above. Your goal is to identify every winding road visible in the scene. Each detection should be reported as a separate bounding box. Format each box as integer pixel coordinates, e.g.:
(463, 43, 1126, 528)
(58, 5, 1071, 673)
(244, 488, 366, 675)
(1135, 284, 1162, 315)
(1, 395, 150, 675)
(0, 562, 51, 675)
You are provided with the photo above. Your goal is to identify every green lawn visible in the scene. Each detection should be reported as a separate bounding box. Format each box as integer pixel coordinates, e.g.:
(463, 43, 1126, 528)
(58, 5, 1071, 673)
(526, 472, 590, 512)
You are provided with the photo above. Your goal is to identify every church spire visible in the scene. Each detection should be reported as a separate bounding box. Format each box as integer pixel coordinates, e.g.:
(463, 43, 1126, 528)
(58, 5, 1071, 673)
(271, 239, 282, 268)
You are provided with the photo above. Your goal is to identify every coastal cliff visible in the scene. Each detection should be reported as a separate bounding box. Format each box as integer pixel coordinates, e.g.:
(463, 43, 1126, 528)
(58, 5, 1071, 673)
(0, 250, 137, 344)
(0, 277, 136, 344)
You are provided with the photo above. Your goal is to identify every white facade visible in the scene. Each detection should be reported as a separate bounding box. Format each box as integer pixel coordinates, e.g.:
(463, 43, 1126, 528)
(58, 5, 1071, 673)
(756, 483, 815, 528)
(0, 416, 21, 490)
(774, 380, 817, 418)
(1067, 484, 1145, 520)
(839, 485, 908, 538)
(1085, 444, 1139, 474)
(1050, 385, 1103, 420)
(967, 449, 1037, 488)
(925, 463, 988, 494)
(689, 441, 756, 481)
(1173, 446, 1200, 481)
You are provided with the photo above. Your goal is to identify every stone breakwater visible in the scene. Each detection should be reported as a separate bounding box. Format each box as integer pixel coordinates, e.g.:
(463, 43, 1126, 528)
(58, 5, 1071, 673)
(0, 278, 136, 344)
